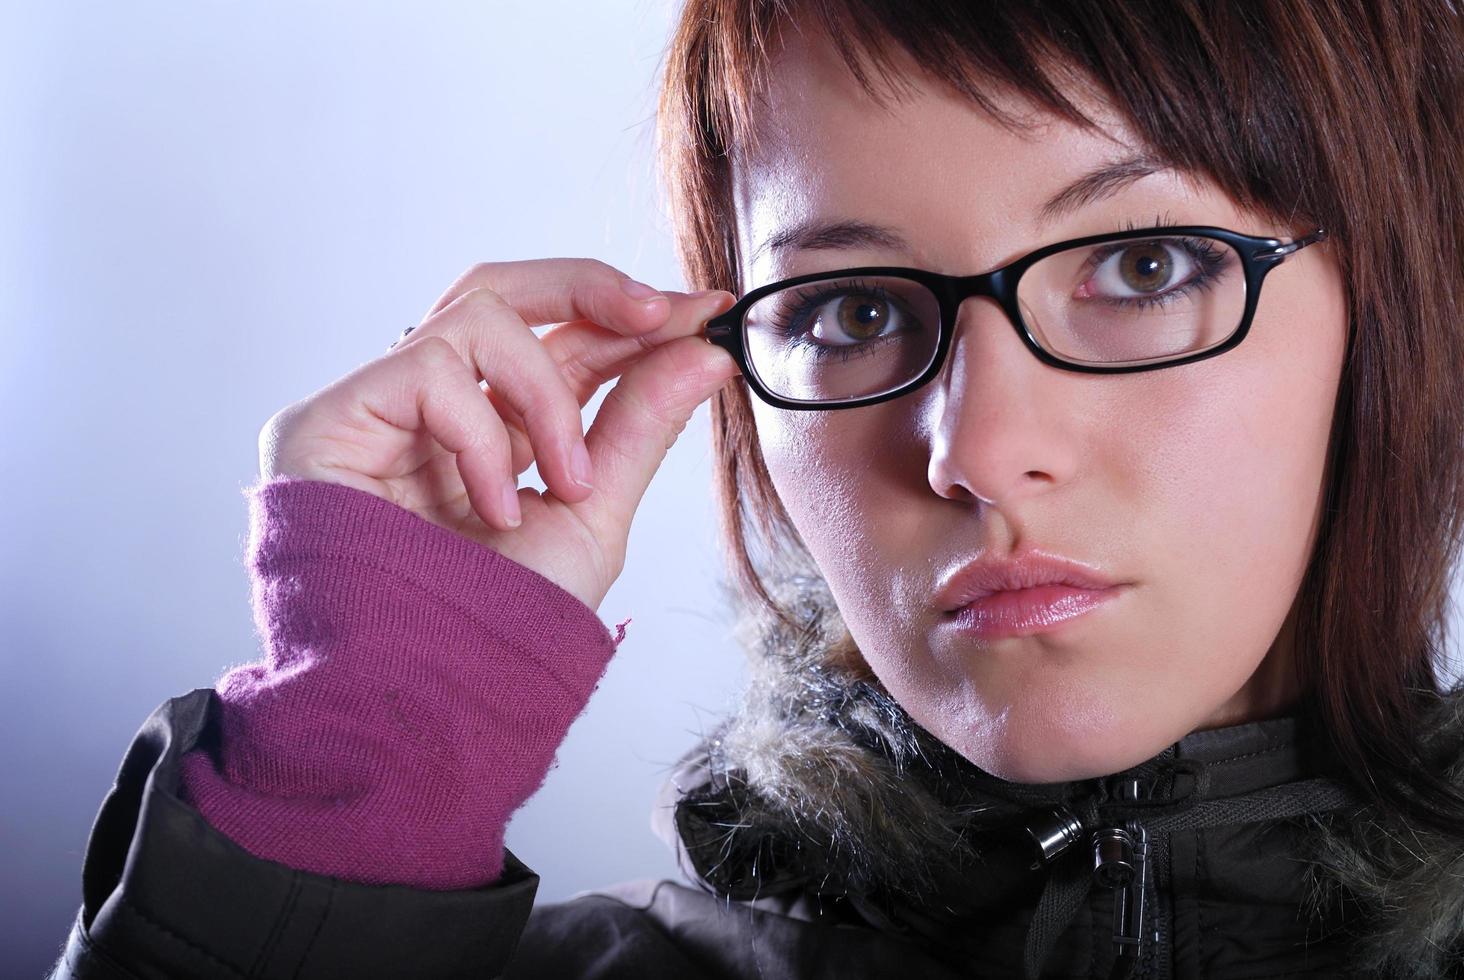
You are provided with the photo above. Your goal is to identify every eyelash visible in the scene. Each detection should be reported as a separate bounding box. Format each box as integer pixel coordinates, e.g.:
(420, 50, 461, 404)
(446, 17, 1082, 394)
(767, 278, 909, 364)
(1084, 229, 1230, 312)
(1123, 211, 1181, 233)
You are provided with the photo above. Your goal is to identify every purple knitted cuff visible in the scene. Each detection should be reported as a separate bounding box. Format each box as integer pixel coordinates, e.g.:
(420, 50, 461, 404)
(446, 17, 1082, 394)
(176, 476, 625, 889)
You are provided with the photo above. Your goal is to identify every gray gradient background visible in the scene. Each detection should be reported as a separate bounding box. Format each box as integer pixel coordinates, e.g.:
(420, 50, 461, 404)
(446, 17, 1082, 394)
(4, 3, 1461, 977)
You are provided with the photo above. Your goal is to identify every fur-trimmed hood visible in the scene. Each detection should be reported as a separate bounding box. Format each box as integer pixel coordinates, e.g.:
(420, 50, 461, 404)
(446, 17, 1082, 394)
(651, 569, 1464, 979)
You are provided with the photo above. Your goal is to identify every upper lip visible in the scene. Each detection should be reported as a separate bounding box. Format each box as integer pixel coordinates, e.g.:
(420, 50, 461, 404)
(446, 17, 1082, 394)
(937, 550, 1120, 613)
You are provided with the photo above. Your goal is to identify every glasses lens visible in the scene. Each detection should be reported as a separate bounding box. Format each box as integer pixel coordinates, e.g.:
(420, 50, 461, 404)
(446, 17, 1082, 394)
(743, 275, 941, 404)
(1017, 234, 1247, 367)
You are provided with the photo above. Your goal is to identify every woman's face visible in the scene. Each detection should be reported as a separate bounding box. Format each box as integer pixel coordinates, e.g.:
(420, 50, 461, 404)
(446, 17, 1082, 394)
(733, 26, 1349, 783)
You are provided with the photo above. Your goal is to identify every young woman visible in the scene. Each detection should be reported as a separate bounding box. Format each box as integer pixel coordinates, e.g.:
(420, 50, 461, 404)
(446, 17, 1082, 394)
(50, 2, 1464, 978)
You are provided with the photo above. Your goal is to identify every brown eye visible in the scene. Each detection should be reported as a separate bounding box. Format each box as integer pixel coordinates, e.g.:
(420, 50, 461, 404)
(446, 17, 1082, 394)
(834, 294, 890, 340)
(1119, 244, 1175, 293)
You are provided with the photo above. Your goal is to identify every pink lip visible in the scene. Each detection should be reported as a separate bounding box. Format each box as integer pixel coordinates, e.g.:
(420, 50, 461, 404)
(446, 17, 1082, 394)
(945, 583, 1122, 639)
(936, 550, 1120, 613)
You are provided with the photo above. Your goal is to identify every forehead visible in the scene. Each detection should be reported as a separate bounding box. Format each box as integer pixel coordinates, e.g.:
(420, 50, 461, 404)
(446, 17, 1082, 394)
(730, 22, 1150, 284)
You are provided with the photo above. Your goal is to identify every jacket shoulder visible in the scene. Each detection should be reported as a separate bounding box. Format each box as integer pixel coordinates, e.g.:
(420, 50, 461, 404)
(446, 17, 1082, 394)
(49, 688, 540, 980)
(504, 877, 966, 980)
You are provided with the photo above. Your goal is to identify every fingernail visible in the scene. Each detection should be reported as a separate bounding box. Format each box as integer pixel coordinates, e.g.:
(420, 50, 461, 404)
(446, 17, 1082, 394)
(502, 481, 522, 527)
(690, 289, 732, 313)
(571, 441, 595, 489)
(620, 278, 664, 302)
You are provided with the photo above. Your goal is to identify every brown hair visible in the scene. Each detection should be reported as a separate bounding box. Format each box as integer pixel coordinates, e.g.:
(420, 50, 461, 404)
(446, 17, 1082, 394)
(654, 0, 1464, 836)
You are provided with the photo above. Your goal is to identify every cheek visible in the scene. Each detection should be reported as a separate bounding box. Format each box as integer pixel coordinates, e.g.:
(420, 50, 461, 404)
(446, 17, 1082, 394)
(750, 401, 904, 621)
(753, 401, 868, 551)
(1128, 289, 1346, 654)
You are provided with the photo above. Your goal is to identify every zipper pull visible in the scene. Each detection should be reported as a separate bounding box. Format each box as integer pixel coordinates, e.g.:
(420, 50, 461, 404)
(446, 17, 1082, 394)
(1021, 805, 1085, 871)
(1092, 819, 1150, 975)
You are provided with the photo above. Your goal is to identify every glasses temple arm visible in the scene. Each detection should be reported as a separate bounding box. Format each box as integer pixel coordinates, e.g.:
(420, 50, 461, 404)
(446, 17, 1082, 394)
(1267, 227, 1329, 258)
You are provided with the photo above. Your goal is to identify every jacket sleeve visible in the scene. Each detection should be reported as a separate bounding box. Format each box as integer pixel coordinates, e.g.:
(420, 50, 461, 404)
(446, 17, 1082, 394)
(46, 687, 542, 980)
(47, 476, 629, 979)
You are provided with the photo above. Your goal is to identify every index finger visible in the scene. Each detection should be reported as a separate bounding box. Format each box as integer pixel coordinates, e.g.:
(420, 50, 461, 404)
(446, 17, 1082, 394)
(419, 257, 673, 337)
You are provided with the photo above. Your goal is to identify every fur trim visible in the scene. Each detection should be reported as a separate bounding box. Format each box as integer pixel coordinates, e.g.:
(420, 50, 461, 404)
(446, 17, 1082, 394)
(680, 564, 1464, 971)
(686, 566, 1084, 907)
(1297, 691, 1464, 979)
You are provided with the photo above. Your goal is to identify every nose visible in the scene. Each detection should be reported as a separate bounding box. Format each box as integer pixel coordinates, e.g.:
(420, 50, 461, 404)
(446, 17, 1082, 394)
(925, 295, 1083, 509)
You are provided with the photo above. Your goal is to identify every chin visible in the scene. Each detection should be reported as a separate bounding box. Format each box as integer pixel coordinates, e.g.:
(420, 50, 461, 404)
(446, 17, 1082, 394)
(936, 691, 1180, 786)
(986, 750, 1146, 786)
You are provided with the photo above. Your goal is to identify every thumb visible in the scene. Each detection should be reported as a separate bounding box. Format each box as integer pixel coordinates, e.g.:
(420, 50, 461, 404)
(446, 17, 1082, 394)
(575, 312, 742, 534)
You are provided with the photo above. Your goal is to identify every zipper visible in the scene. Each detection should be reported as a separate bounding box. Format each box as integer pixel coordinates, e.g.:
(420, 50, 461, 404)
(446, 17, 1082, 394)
(1148, 828, 1170, 980)
(1103, 781, 1169, 980)
(1125, 827, 1168, 980)
(1027, 790, 1176, 980)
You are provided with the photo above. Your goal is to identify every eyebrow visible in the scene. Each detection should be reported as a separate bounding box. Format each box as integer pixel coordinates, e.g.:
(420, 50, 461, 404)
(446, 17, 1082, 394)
(754, 153, 1169, 263)
(1037, 153, 1167, 224)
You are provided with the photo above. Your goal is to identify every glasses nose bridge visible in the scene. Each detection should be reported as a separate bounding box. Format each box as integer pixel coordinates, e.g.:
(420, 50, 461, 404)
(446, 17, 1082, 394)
(926, 267, 1032, 383)
(937, 267, 1019, 336)
(942, 268, 1013, 309)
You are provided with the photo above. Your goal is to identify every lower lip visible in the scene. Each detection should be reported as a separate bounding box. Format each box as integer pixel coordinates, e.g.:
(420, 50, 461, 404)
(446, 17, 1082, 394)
(946, 584, 1121, 639)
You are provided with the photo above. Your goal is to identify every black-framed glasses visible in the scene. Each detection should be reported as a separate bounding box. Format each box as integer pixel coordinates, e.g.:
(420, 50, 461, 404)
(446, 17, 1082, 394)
(703, 225, 1328, 410)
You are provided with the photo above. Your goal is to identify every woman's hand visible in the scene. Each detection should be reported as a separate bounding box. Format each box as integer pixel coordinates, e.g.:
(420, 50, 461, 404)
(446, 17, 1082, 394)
(258, 258, 739, 613)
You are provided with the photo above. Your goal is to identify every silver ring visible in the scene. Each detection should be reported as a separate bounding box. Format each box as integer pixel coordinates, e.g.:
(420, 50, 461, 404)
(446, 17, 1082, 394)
(387, 324, 417, 352)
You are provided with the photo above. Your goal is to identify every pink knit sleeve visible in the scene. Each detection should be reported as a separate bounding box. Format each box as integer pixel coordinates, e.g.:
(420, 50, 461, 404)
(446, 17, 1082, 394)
(176, 476, 631, 890)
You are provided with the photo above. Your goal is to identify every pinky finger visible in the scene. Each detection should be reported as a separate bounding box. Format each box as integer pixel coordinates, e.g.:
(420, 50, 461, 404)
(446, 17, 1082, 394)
(413, 342, 522, 530)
